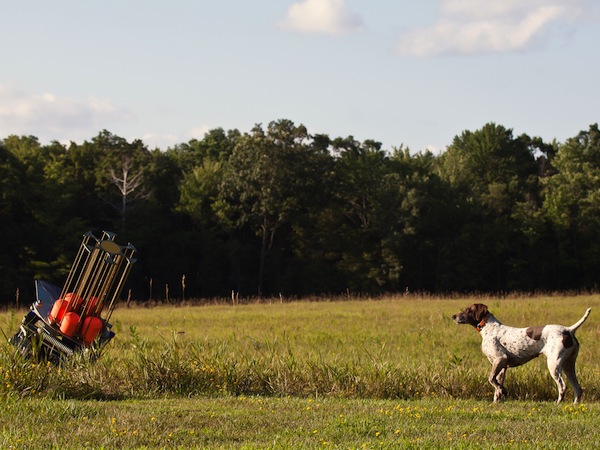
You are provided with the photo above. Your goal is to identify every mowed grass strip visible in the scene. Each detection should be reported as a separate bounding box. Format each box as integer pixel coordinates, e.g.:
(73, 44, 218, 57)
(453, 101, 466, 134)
(0, 396, 598, 449)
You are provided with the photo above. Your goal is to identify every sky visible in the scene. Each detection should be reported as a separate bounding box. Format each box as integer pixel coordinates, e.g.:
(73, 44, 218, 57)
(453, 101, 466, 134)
(1, 0, 599, 154)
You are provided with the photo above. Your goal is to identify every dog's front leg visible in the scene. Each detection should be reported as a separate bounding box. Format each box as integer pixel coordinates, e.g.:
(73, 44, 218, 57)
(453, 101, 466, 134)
(497, 367, 507, 397)
(489, 359, 508, 402)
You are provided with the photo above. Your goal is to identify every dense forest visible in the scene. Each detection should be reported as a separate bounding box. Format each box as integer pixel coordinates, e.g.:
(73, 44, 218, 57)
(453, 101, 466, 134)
(2, 120, 600, 305)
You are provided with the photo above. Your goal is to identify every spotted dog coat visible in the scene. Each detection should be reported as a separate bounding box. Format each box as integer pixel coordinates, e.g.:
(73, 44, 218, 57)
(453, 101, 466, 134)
(452, 304, 591, 403)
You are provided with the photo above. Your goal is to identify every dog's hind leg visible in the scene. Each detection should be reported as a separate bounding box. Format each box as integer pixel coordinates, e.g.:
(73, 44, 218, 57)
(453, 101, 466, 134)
(563, 348, 582, 403)
(547, 359, 567, 404)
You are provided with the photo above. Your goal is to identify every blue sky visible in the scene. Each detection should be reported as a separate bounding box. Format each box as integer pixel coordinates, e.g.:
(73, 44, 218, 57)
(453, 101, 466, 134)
(1, 0, 599, 153)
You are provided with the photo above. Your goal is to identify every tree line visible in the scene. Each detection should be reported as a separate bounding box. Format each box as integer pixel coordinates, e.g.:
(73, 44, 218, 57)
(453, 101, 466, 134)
(2, 120, 600, 304)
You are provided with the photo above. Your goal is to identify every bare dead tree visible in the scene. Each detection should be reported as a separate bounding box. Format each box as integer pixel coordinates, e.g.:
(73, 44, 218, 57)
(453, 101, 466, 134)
(109, 156, 150, 231)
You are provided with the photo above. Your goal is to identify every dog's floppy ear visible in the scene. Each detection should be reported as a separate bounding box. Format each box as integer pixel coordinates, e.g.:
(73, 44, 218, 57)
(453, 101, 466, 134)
(472, 304, 489, 322)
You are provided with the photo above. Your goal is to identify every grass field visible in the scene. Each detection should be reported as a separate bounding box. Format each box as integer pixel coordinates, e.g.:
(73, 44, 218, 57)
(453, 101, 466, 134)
(0, 294, 599, 448)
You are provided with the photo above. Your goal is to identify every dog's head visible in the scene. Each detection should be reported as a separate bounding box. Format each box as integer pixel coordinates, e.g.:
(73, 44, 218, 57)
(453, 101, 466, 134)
(452, 303, 489, 327)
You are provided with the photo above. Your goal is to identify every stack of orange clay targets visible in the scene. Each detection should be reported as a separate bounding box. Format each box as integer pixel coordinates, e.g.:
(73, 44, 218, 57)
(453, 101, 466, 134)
(48, 231, 136, 345)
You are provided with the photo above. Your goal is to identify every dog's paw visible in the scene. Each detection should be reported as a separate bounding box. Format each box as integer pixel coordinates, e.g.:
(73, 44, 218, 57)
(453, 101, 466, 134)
(493, 389, 507, 403)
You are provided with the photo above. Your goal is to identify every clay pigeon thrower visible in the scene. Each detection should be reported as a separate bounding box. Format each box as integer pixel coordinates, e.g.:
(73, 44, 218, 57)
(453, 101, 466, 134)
(10, 231, 136, 364)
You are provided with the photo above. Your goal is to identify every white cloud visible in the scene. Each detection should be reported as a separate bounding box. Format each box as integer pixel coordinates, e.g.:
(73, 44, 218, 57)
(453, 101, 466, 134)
(0, 83, 130, 143)
(278, 0, 364, 36)
(185, 125, 212, 141)
(395, 0, 591, 57)
(141, 132, 180, 150)
(141, 125, 212, 150)
(423, 144, 447, 155)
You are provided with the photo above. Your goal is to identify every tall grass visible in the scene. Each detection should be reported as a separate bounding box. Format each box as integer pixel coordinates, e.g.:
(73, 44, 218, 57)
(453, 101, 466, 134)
(0, 295, 598, 402)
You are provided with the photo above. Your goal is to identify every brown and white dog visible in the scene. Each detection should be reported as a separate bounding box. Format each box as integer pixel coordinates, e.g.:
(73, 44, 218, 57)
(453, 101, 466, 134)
(452, 304, 591, 403)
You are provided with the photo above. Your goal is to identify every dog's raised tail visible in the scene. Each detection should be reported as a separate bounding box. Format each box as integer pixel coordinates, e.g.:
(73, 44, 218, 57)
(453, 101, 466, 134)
(569, 308, 591, 333)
